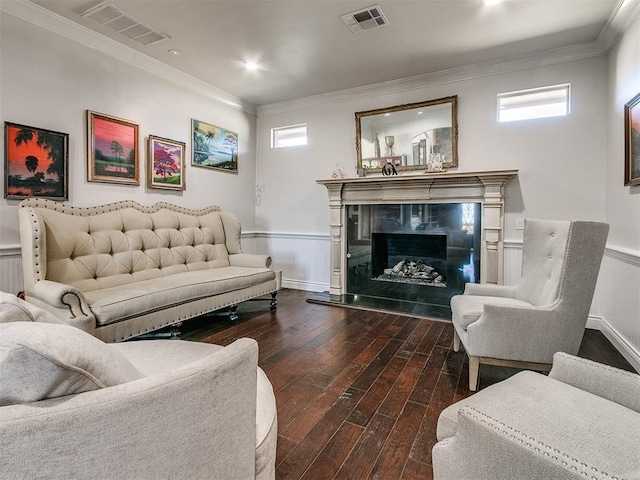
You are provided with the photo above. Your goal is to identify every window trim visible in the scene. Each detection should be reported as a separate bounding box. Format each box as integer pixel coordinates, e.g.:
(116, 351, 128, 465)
(271, 123, 308, 148)
(497, 84, 571, 123)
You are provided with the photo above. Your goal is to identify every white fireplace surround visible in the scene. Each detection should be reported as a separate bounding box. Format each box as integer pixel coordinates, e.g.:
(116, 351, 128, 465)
(317, 169, 518, 296)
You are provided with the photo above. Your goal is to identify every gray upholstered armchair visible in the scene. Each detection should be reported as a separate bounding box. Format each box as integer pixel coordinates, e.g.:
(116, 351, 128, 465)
(451, 219, 609, 390)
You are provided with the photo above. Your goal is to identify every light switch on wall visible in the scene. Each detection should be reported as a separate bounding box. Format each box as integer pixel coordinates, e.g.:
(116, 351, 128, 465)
(515, 218, 525, 230)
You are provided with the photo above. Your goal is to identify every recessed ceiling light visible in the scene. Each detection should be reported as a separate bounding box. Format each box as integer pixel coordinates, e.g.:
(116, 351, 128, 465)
(483, 0, 503, 5)
(168, 49, 182, 56)
(244, 61, 259, 71)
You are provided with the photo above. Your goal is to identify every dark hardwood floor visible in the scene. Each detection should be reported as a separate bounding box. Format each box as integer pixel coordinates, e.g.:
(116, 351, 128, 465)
(178, 289, 635, 480)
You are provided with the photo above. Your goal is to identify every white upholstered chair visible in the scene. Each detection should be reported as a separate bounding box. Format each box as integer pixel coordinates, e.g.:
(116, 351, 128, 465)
(0, 292, 277, 479)
(450, 219, 609, 391)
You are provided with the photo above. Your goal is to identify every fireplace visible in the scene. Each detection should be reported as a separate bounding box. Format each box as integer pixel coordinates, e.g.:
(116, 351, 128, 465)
(345, 202, 480, 315)
(317, 169, 518, 319)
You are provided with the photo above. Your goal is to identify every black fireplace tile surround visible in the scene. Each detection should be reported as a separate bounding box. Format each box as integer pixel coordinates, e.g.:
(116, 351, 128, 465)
(343, 203, 481, 318)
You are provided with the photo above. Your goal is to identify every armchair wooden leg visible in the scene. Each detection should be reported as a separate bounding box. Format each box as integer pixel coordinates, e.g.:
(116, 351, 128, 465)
(453, 329, 460, 352)
(468, 355, 480, 392)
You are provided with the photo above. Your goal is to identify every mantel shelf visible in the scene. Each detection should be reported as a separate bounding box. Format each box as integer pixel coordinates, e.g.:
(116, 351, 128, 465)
(316, 169, 518, 188)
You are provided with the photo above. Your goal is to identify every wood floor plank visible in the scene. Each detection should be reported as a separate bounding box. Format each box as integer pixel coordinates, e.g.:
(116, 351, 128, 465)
(276, 377, 327, 432)
(409, 372, 458, 465)
(177, 288, 633, 480)
(299, 421, 364, 480)
(275, 387, 365, 480)
(402, 458, 434, 480)
(408, 346, 449, 405)
(351, 339, 403, 391)
(348, 355, 408, 427)
(369, 400, 428, 479)
(397, 318, 434, 359)
(415, 321, 446, 355)
(276, 435, 298, 467)
(334, 414, 397, 480)
(279, 386, 351, 444)
(378, 352, 430, 419)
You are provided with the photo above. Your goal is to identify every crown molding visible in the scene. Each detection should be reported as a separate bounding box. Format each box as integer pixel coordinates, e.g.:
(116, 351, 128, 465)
(597, 0, 640, 53)
(257, 42, 605, 117)
(0, 0, 257, 115)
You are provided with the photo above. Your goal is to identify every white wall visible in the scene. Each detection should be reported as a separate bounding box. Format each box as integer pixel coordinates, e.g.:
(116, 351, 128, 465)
(256, 56, 609, 290)
(0, 12, 258, 254)
(592, 12, 640, 368)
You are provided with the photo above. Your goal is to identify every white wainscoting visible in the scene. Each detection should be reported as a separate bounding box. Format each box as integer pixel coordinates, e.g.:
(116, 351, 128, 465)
(250, 232, 330, 292)
(0, 244, 23, 295)
(590, 245, 640, 372)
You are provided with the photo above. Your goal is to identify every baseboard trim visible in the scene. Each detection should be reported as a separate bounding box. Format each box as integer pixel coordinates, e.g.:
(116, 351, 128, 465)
(282, 279, 329, 293)
(587, 315, 640, 373)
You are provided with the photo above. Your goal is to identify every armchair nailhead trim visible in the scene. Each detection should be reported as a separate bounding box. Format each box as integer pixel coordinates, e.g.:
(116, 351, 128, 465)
(462, 407, 618, 479)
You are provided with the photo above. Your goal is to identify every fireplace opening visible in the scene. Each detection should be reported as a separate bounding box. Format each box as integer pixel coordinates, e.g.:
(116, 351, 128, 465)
(371, 233, 447, 287)
(344, 202, 482, 318)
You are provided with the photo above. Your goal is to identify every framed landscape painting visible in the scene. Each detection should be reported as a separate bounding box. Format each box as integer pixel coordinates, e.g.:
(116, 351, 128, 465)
(147, 135, 186, 190)
(87, 110, 139, 185)
(625, 92, 640, 186)
(4, 122, 68, 200)
(191, 119, 238, 173)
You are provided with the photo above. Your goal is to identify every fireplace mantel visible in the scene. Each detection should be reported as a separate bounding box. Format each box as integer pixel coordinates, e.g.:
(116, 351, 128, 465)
(317, 169, 518, 296)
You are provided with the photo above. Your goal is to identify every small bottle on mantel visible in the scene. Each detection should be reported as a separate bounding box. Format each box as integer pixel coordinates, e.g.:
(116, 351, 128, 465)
(374, 135, 381, 158)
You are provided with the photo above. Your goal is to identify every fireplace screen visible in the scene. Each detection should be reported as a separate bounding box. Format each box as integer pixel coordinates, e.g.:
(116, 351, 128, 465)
(346, 203, 481, 311)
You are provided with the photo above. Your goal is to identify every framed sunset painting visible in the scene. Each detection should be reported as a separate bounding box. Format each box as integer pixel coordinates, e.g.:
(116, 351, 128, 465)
(191, 119, 238, 173)
(625, 92, 640, 186)
(147, 135, 186, 190)
(4, 122, 68, 200)
(87, 111, 139, 185)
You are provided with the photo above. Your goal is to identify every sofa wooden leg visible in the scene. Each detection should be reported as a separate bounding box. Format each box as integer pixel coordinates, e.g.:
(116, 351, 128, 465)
(453, 329, 460, 352)
(270, 291, 278, 309)
(469, 355, 480, 391)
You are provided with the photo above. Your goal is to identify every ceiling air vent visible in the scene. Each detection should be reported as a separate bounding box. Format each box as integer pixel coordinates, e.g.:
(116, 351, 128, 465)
(80, 2, 170, 46)
(341, 5, 389, 34)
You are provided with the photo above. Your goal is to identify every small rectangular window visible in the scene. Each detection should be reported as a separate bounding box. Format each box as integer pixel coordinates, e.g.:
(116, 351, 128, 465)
(497, 84, 570, 123)
(271, 124, 307, 148)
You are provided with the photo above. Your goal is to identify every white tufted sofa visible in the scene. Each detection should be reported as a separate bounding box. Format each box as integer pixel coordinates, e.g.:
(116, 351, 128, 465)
(18, 199, 281, 342)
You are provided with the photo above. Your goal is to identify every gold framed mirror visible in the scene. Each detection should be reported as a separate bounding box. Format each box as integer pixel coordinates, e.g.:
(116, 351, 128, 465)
(355, 96, 458, 173)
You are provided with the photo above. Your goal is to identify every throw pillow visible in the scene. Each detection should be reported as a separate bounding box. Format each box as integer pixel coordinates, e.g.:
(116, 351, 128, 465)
(0, 292, 61, 324)
(0, 322, 145, 406)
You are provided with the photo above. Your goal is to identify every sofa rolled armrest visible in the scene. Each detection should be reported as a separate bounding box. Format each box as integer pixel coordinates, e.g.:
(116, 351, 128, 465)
(463, 283, 517, 298)
(229, 253, 273, 269)
(549, 352, 640, 413)
(26, 280, 96, 334)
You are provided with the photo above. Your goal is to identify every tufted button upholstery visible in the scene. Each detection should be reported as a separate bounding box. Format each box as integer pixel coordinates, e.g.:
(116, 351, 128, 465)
(23, 201, 230, 293)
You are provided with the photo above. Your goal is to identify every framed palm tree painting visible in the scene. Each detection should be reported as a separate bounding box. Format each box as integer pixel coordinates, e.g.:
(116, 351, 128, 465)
(4, 122, 69, 200)
(191, 119, 238, 173)
(87, 110, 139, 185)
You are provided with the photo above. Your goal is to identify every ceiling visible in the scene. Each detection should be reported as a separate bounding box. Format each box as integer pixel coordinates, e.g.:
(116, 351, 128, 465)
(26, 0, 634, 106)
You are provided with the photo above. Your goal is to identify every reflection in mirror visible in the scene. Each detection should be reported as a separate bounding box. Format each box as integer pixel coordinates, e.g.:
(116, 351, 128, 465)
(355, 96, 458, 173)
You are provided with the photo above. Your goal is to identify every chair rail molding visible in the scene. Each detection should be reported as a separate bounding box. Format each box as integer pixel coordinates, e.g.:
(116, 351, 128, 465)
(317, 169, 518, 296)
